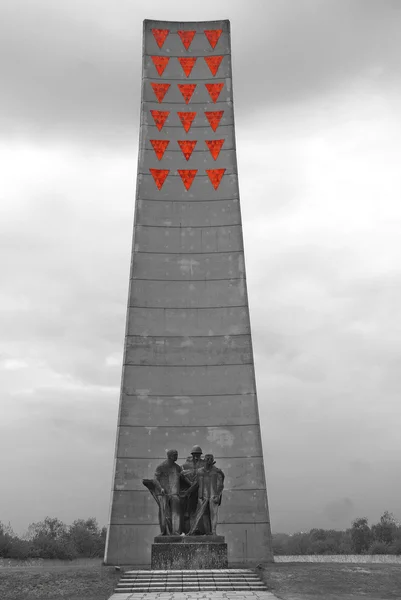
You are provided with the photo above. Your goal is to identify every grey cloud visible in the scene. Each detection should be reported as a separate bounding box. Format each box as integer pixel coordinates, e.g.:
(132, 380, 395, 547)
(1, 390, 117, 534)
(236, 0, 401, 112)
(323, 497, 354, 525)
(0, 1, 138, 145)
(0, 186, 129, 387)
(349, 460, 374, 476)
(1, 0, 400, 143)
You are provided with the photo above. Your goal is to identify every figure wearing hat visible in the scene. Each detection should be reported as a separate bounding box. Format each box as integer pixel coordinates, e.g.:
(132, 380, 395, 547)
(181, 445, 205, 533)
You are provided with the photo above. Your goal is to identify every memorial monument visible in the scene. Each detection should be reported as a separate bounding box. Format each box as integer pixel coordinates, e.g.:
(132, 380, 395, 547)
(104, 18, 273, 567)
(143, 449, 228, 568)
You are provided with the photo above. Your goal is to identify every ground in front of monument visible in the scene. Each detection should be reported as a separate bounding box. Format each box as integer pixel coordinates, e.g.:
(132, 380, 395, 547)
(1, 560, 401, 600)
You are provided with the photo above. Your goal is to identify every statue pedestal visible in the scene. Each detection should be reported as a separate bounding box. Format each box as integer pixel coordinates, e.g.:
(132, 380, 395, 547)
(151, 535, 228, 570)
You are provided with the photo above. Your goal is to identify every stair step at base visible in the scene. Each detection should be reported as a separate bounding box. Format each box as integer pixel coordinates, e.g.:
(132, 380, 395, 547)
(115, 568, 267, 594)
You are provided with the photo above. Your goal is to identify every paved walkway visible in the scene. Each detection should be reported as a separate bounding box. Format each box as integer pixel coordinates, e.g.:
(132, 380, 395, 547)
(108, 592, 280, 600)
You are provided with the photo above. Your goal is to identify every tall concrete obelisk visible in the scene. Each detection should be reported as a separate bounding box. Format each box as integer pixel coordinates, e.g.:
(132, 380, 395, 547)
(104, 19, 273, 566)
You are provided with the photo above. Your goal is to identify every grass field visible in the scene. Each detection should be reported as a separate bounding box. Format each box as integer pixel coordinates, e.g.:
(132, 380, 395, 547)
(260, 562, 401, 600)
(0, 560, 400, 600)
(0, 563, 119, 600)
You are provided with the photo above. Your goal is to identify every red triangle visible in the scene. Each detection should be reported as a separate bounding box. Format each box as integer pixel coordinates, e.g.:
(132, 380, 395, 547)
(178, 84, 197, 104)
(206, 168, 226, 190)
(205, 139, 224, 160)
(204, 56, 223, 77)
(150, 140, 170, 160)
(205, 110, 224, 131)
(149, 168, 169, 190)
(178, 57, 197, 78)
(152, 29, 169, 49)
(205, 83, 224, 103)
(204, 29, 222, 49)
(177, 30, 196, 50)
(178, 169, 197, 191)
(150, 110, 169, 131)
(151, 82, 171, 103)
(177, 111, 197, 132)
(177, 140, 197, 161)
(151, 56, 170, 76)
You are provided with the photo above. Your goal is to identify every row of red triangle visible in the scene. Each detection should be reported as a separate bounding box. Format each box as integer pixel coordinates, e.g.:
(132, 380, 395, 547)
(151, 82, 224, 103)
(150, 110, 224, 132)
(152, 55, 224, 77)
(152, 29, 222, 50)
(150, 139, 224, 161)
(149, 168, 226, 191)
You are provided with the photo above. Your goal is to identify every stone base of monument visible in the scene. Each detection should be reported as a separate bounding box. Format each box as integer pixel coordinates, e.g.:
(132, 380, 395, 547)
(151, 535, 228, 570)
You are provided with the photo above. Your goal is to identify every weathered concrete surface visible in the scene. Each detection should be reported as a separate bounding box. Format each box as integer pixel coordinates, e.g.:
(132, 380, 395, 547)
(110, 490, 269, 524)
(132, 251, 245, 280)
(131, 279, 247, 308)
(136, 199, 241, 227)
(151, 543, 228, 569)
(108, 522, 272, 566)
(126, 308, 251, 336)
(116, 425, 263, 458)
(105, 19, 273, 567)
(115, 458, 266, 489)
(125, 335, 253, 366)
(119, 395, 260, 426)
(134, 225, 243, 253)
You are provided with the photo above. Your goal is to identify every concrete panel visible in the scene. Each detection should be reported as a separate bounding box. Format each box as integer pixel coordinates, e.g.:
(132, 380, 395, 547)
(105, 522, 272, 566)
(105, 523, 159, 566)
(137, 172, 238, 202)
(144, 21, 230, 57)
(122, 364, 255, 396)
(144, 53, 232, 81)
(142, 102, 234, 129)
(142, 149, 236, 171)
(136, 199, 241, 227)
(110, 491, 157, 525)
(130, 279, 247, 309)
(219, 490, 269, 524)
(142, 122, 235, 146)
(127, 307, 250, 336)
(125, 334, 252, 366)
(218, 523, 273, 563)
(133, 225, 243, 254)
(143, 78, 232, 106)
(114, 457, 266, 491)
(117, 424, 261, 459)
(110, 489, 267, 525)
(132, 252, 245, 281)
(120, 393, 259, 427)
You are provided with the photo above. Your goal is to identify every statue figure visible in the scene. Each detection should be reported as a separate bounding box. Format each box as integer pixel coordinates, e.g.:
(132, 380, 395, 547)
(182, 445, 205, 475)
(181, 445, 205, 533)
(188, 454, 225, 536)
(143, 449, 192, 536)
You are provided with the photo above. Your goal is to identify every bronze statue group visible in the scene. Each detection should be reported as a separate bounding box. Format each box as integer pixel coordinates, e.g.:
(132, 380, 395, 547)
(143, 446, 225, 537)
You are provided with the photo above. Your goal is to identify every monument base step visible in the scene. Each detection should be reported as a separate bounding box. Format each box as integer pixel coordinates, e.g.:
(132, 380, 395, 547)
(152, 541, 228, 570)
(154, 534, 225, 544)
(114, 568, 267, 593)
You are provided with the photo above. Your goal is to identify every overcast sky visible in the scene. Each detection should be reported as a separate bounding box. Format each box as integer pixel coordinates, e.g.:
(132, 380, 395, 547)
(1, 0, 401, 536)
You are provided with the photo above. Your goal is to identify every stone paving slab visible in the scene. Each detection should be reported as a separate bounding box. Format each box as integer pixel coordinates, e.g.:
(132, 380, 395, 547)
(109, 593, 280, 600)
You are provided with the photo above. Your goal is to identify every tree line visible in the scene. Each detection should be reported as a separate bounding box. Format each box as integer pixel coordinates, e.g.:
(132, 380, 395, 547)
(272, 512, 401, 555)
(0, 511, 400, 559)
(0, 517, 106, 560)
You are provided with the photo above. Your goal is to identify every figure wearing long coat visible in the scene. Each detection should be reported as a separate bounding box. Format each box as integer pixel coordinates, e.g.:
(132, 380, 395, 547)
(189, 455, 224, 535)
